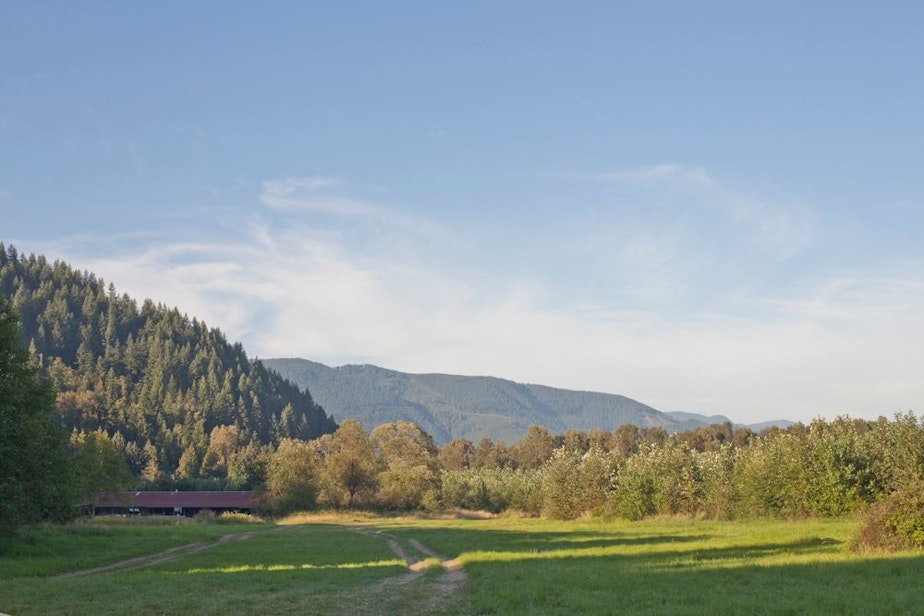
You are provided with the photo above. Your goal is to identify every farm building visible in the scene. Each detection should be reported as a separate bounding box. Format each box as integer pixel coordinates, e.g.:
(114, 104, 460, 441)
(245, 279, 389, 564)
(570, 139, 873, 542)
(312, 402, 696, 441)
(88, 491, 257, 517)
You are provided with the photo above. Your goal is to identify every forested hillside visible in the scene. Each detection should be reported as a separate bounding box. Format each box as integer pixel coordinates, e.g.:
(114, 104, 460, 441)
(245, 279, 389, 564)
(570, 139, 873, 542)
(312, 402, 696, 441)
(262, 358, 721, 444)
(0, 244, 337, 485)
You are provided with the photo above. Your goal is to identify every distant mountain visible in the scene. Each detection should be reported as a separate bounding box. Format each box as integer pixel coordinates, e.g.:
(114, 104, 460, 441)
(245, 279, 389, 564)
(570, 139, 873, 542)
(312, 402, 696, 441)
(664, 411, 735, 433)
(665, 411, 795, 434)
(263, 358, 732, 444)
(744, 419, 796, 432)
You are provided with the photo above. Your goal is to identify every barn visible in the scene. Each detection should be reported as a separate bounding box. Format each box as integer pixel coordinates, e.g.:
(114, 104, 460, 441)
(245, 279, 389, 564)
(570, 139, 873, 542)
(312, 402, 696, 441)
(90, 491, 257, 517)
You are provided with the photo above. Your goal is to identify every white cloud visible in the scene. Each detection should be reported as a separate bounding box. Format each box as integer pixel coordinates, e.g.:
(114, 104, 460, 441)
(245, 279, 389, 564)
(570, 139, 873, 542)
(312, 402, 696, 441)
(25, 172, 923, 427)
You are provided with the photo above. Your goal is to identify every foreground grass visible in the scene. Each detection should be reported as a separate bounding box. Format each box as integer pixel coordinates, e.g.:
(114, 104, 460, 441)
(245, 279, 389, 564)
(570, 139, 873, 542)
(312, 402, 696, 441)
(0, 516, 447, 616)
(374, 515, 924, 615)
(0, 517, 265, 578)
(2, 514, 923, 615)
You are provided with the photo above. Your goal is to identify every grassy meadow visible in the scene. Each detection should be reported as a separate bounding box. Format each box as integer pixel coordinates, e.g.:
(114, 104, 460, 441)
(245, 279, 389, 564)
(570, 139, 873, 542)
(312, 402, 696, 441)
(2, 514, 923, 615)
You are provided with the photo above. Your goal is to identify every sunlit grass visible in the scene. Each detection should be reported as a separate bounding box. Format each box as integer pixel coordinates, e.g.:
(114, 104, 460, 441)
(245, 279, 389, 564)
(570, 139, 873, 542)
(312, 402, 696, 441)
(0, 518, 264, 578)
(180, 558, 404, 574)
(2, 514, 923, 615)
(377, 515, 924, 615)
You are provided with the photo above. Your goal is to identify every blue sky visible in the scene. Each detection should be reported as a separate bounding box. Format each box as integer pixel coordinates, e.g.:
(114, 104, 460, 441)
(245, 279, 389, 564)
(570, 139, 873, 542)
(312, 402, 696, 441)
(2, 2, 922, 424)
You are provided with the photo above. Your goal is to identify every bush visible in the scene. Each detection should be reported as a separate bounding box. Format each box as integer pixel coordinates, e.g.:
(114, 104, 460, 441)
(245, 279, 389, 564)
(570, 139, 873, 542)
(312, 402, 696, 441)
(852, 482, 924, 553)
(609, 442, 701, 520)
(440, 467, 542, 515)
(732, 432, 812, 518)
(541, 448, 613, 520)
(698, 445, 739, 519)
(194, 509, 216, 522)
(215, 512, 263, 524)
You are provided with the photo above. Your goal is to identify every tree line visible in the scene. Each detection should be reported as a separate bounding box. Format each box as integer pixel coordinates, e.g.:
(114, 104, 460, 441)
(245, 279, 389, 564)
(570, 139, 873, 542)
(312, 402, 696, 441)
(261, 414, 924, 522)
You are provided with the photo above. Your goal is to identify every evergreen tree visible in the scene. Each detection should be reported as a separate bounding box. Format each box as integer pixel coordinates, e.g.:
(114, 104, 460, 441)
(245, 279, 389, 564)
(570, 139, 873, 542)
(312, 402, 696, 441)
(0, 245, 338, 484)
(0, 296, 73, 538)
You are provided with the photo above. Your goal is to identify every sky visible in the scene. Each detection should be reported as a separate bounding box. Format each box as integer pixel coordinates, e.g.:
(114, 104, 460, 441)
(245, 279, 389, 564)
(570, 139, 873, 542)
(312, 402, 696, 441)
(2, 2, 922, 425)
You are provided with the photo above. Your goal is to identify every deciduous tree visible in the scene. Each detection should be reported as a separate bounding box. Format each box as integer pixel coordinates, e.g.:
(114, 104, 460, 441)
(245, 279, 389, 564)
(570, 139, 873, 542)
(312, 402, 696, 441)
(319, 420, 378, 508)
(370, 421, 439, 509)
(265, 438, 319, 514)
(71, 430, 133, 516)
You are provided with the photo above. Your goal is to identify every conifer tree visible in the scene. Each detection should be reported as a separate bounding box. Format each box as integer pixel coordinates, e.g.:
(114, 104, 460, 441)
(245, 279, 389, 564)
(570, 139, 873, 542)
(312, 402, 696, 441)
(0, 296, 73, 538)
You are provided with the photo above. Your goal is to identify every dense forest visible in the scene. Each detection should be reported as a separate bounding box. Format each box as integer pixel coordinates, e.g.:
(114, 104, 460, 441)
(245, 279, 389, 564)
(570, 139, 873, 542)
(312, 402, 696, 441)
(0, 243, 337, 488)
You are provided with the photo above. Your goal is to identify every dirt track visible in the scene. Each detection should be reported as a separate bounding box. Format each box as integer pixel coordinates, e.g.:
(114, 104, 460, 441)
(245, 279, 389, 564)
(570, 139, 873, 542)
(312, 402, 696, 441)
(51, 524, 466, 612)
(52, 532, 253, 579)
(345, 526, 468, 613)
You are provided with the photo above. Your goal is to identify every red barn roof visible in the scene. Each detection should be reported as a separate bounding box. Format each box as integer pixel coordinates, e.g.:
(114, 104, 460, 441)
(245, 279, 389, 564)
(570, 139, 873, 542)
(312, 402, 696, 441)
(95, 491, 256, 509)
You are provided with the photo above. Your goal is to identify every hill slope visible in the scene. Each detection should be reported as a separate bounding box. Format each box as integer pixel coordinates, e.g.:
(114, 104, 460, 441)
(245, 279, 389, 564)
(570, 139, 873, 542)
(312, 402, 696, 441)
(263, 358, 720, 444)
(0, 243, 337, 481)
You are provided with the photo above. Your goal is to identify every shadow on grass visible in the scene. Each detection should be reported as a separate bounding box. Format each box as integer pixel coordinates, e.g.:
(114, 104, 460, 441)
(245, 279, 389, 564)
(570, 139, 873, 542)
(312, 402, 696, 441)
(384, 524, 714, 554)
(460, 550, 924, 615)
(374, 523, 923, 615)
(6, 518, 922, 616)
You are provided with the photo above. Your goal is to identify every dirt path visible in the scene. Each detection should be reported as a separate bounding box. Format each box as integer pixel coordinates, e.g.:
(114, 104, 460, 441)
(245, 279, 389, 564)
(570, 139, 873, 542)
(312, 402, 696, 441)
(345, 526, 468, 611)
(51, 523, 466, 613)
(53, 532, 253, 579)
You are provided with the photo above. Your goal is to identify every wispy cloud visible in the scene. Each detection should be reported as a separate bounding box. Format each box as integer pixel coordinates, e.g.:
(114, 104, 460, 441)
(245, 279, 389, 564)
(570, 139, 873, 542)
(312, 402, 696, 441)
(258, 175, 441, 239)
(259, 175, 379, 218)
(22, 170, 924, 426)
(589, 163, 818, 260)
(592, 163, 715, 189)
(262, 176, 341, 194)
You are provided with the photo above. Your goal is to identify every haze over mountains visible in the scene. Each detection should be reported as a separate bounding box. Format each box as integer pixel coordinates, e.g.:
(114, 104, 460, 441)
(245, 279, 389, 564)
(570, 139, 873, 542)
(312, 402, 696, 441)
(263, 358, 787, 444)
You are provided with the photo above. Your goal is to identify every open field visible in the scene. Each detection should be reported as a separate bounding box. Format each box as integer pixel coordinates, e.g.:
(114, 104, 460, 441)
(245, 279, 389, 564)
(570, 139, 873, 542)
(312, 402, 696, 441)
(2, 514, 923, 615)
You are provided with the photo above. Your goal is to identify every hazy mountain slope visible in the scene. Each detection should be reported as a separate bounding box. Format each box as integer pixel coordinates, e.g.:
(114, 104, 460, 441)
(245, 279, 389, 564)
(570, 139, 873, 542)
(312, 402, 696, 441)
(664, 411, 796, 433)
(264, 358, 717, 443)
(745, 419, 796, 432)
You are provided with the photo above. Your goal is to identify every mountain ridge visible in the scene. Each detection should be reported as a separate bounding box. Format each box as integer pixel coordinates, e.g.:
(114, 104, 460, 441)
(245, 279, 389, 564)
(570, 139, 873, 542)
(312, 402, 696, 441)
(263, 357, 755, 444)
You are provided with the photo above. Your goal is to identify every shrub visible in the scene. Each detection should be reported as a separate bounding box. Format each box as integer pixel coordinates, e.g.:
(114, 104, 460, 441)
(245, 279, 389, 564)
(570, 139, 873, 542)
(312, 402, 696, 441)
(852, 482, 924, 553)
(215, 512, 263, 524)
(441, 469, 502, 512)
(440, 467, 542, 515)
(732, 432, 812, 518)
(609, 441, 702, 520)
(805, 417, 876, 516)
(541, 448, 613, 520)
(541, 449, 586, 520)
(194, 509, 216, 522)
(698, 445, 739, 519)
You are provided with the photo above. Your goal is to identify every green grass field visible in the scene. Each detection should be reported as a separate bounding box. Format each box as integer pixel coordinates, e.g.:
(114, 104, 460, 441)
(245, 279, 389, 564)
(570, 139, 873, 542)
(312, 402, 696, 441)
(2, 514, 923, 615)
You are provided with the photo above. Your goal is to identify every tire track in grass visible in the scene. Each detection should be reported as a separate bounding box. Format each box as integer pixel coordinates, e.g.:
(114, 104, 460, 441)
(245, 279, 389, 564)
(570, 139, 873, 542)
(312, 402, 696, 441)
(52, 532, 254, 579)
(344, 526, 468, 613)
